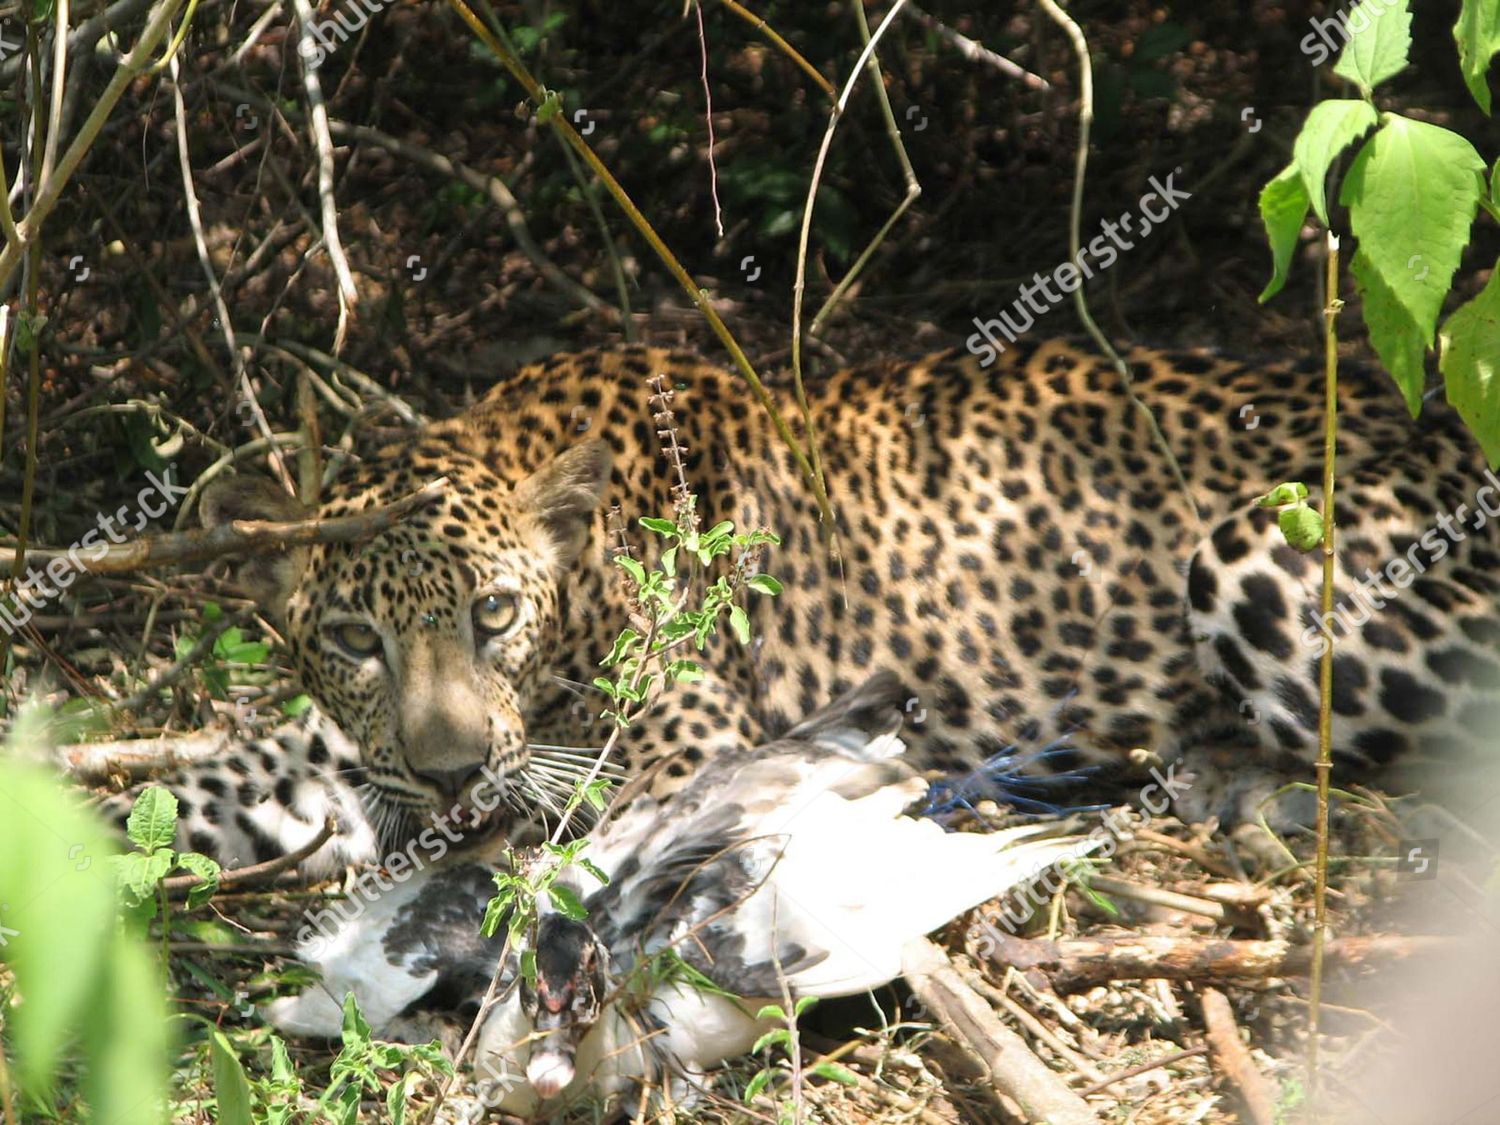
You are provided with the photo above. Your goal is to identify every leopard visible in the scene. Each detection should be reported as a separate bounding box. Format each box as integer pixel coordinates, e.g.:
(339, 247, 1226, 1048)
(115, 338, 1500, 874)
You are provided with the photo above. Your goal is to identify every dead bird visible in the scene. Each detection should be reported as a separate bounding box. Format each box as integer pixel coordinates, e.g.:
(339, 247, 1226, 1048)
(266, 672, 1095, 1113)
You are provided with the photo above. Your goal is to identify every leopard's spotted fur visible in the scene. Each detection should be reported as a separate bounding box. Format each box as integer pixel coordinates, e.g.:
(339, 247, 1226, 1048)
(121, 340, 1500, 870)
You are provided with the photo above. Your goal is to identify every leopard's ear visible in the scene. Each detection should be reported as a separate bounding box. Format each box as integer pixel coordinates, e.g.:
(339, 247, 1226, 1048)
(513, 440, 613, 566)
(199, 475, 313, 621)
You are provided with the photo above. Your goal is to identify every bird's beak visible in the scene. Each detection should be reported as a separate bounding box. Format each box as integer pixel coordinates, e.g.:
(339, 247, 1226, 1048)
(526, 1011, 579, 1099)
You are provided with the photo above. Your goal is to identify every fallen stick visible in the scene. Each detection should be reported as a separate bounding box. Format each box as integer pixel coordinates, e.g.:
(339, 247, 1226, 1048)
(63, 732, 236, 782)
(163, 816, 338, 897)
(980, 932, 1450, 992)
(1, 477, 447, 577)
(901, 937, 1099, 1125)
(1200, 987, 1276, 1125)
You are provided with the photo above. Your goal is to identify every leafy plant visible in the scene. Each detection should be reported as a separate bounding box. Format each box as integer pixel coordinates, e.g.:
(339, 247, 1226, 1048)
(744, 996, 857, 1120)
(0, 709, 170, 1123)
(179, 602, 272, 699)
(1259, 0, 1500, 461)
(112, 785, 222, 920)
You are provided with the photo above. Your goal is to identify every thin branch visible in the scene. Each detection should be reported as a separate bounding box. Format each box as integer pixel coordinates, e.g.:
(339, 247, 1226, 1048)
(719, 0, 836, 99)
(290, 0, 359, 352)
(905, 5, 1050, 90)
(808, 0, 923, 339)
(0, 476, 448, 575)
(169, 56, 294, 495)
(1034, 0, 1202, 533)
(692, 1, 723, 238)
(443, 0, 835, 532)
(39, 0, 69, 186)
(163, 816, 338, 895)
(0, 0, 191, 291)
(789, 0, 908, 525)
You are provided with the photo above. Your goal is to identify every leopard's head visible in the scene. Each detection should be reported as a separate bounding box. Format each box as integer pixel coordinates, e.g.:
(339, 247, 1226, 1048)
(202, 437, 612, 841)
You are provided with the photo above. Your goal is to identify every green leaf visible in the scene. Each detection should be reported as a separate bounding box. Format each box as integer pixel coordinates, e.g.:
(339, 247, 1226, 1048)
(548, 883, 588, 920)
(1341, 115, 1486, 340)
(1455, 0, 1500, 112)
(602, 627, 640, 667)
(1332, 0, 1412, 96)
(793, 995, 819, 1017)
(1292, 100, 1379, 224)
(810, 1062, 860, 1086)
(111, 849, 175, 908)
(177, 851, 222, 909)
(79, 932, 171, 1125)
(1255, 481, 1310, 507)
(340, 992, 372, 1049)
(125, 786, 179, 853)
(1441, 261, 1500, 466)
(755, 1003, 788, 1021)
(575, 856, 610, 885)
(614, 555, 646, 584)
(281, 693, 313, 717)
(745, 574, 784, 596)
(743, 1069, 774, 1103)
(752, 1028, 792, 1054)
(1257, 166, 1311, 302)
(1279, 504, 1326, 551)
(729, 604, 751, 645)
(1350, 249, 1429, 416)
(210, 1032, 254, 1125)
(638, 517, 677, 537)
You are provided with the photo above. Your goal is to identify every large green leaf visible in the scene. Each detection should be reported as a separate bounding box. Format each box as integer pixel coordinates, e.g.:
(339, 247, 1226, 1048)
(210, 1032, 255, 1125)
(1351, 250, 1429, 416)
(125, 786, 179, 853)
(1441, 262, 1500, 466)
(0, 761, 118, 1096)
(1341, 115, 1486, 340)
(1455, 0, 1500, 113)
(1293, 100, 1379, 223)
(80, 934, 170, 1125)
(1333, 0, 1413, 96)
(1257, 165, 1311, 302)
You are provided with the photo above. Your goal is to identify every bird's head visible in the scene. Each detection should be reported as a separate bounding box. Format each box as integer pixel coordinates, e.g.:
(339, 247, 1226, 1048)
(519, 912, 607, 1099)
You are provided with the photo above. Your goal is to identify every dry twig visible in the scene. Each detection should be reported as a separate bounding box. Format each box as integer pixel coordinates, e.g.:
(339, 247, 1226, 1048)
(1200, 987, 1277, 1125)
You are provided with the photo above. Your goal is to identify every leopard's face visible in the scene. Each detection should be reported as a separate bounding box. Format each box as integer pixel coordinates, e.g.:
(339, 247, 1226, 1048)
(203, 438, 613, 836)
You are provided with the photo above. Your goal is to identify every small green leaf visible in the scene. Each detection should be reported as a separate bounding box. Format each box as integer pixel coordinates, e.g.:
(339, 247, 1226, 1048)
(755, 1003, 788, 1021)
(340, 992, 371, 1049)
(745, 574, 783, 596)
(810, 1061, 860, 1086)
(1440, 261, 1500, 466)
(729, 604, 751, 645)
(548, 884, 588, 920)
(1454, 0, 1500, 112)
(752, 1028, 792, 1054)
(793, 995, 819, 1017)
(1292, 99, 1379, 223)
(126, 786, 179, 853)
(1257, 166, 1311, 302)
(638, 517, 677, 537)
(1332, 0, 1412, 96)
(743, 1069, 774, 1103)
(176, 851, 221, 909)
(1255, 481, 1309, 507)
(1279, 504, 1326, 551)
(575, 857, 610, 885)
(614, 555, 646, 584)
(210, 1032, 254, 1125)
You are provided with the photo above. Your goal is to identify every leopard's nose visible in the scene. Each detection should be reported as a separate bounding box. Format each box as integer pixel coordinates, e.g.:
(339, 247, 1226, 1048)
(413, 762, 483, 801)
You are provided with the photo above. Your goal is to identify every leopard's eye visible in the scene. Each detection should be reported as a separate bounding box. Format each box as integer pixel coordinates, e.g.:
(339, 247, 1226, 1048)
(473, 591, 519, 637)
(329, 621, 383, 660)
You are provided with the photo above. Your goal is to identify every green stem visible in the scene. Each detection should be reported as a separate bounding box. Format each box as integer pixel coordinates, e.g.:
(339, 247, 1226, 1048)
(1307, 230, 1341, 1100)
